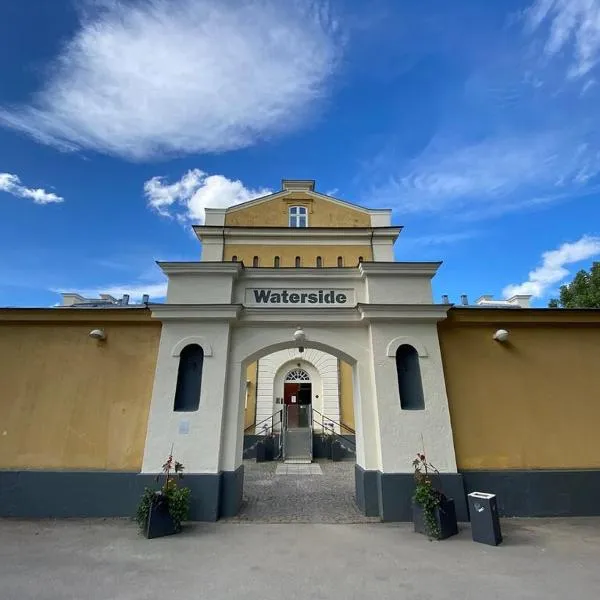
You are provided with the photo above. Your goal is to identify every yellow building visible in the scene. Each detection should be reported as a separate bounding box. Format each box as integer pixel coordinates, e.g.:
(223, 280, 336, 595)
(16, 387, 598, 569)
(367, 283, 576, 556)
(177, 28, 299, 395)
(1, 179, 600, 521)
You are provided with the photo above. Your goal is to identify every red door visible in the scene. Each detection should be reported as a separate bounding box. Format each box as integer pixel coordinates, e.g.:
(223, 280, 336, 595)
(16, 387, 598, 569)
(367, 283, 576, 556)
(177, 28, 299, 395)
(284, 383, 300, 427)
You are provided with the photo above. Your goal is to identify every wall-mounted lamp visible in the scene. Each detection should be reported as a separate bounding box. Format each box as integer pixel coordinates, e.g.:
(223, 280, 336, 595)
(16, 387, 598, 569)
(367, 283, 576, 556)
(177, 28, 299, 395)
(493, 329, 509, 343)
(246, 379, 252, 387)
(293, 326, 306, 353)
(89, 328, 106, 341)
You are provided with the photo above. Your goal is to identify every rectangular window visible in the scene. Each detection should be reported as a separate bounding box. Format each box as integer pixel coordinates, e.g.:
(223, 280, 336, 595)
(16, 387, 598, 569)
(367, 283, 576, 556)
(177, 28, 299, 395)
(289, 206, 308, 227)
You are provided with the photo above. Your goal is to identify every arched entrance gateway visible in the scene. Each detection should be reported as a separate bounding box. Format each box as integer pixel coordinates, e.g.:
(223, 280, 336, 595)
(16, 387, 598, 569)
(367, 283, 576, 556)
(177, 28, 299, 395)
(140, 180, 463, 522)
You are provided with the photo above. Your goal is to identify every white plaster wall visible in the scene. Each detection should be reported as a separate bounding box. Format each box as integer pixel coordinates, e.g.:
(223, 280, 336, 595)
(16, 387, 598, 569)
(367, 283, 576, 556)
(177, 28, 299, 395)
(254, 348, 340, 433)
(371, 238, 395, 261)
(364, 275, 433, 304)
(141, 321, 231, 474)
(167, 273, 235, 304)
(200, 239, 224, 261)
(368, 322, 458, 474)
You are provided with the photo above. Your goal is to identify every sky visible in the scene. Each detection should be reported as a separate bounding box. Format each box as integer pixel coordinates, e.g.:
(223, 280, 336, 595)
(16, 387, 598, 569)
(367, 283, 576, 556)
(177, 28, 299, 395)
(1, 0, 600, 307)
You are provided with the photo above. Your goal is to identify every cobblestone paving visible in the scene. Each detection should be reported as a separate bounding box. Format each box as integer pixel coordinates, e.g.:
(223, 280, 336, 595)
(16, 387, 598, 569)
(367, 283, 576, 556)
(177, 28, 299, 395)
(225, 459, 381, 523)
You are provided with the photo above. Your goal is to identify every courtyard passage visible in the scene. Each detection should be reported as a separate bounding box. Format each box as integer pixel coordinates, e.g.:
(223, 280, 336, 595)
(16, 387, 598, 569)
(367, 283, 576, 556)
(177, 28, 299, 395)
(1, 518, 600, 600)
(230, 459, 378, 523)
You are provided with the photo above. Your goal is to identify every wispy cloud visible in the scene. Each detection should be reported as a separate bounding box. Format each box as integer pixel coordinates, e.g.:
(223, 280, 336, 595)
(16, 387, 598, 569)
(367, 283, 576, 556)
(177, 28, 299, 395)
(526, 0, 600, 78)
(0, 0, 341, 160)
(144, 169, 271, 224)
(401, 231, 480, 247)
(0, 172, 64, 204)
(503, 235, 600, 298)
(371, 133, 600, 218)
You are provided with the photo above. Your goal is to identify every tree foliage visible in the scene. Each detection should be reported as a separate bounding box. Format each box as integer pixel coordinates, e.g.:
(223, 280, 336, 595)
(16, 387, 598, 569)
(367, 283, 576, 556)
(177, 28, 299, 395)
(549, 262, 600, 308)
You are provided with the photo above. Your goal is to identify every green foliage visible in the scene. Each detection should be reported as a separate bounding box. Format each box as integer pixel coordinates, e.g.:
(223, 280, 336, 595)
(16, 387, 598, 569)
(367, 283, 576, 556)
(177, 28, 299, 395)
(412, 453, 443, 539)
(549, 262, 600, 308)
(135, 450, 191, 533)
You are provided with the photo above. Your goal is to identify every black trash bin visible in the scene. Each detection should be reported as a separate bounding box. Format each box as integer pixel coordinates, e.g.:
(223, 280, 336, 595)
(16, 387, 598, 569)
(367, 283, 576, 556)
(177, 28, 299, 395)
(468, 492, 502, 546)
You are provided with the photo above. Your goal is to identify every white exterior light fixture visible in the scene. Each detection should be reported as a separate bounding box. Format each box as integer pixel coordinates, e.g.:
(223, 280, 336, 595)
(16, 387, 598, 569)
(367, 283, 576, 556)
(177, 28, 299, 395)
(493, 329, 509, 343)
(89, 328, 106, 341)
(293, 326, 306, 353)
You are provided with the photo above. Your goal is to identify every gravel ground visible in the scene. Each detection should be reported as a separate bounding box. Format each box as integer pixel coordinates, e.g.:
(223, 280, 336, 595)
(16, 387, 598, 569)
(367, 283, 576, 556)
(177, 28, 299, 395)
(228, 459, 380, 523)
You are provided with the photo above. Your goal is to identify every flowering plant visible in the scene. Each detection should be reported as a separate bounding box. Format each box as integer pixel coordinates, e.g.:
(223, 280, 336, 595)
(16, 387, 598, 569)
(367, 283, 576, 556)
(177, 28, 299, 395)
(412, 452, 445, 539)
(135, 449, 191, 533)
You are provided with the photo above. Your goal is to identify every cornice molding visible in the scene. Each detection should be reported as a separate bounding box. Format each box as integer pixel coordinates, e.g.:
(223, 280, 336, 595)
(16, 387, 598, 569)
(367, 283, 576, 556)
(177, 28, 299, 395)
(157, 262, 242, 277)
(359, 262, 442, 277)
(149, 304, 242, 321)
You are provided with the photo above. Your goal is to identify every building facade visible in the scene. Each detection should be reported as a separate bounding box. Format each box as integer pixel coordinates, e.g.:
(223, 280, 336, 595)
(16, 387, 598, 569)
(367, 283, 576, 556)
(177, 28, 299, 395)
(1, 180, 600, 521)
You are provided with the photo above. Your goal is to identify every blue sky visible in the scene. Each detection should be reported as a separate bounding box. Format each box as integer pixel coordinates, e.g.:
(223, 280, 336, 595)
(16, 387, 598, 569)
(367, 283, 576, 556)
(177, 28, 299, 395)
(1, 0, 600, 307)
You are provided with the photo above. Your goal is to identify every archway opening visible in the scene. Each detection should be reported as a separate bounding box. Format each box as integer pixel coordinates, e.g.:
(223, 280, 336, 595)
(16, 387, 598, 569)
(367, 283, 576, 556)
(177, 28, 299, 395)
(283, 368, 312, 428)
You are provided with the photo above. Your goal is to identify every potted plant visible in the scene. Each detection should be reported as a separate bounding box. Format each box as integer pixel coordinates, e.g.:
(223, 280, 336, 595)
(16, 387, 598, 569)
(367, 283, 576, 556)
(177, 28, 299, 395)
(256, 424, 274, 462)
(412, 452, 458, 540)
(136, 450, 191, 539)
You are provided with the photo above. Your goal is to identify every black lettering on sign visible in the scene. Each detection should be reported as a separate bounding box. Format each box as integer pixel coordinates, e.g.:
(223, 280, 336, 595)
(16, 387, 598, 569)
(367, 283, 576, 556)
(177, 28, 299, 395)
(253, 289, 271, 303)
(308, 293, 318, 303)
(270, 293, 281, 303)
(289, 293, 300, 303)
(336, 293, 347, 304)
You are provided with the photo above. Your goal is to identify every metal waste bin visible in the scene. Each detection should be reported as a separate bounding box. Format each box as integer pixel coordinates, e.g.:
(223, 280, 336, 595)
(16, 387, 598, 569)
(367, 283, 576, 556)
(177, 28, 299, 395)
(468, 492, 502, 546)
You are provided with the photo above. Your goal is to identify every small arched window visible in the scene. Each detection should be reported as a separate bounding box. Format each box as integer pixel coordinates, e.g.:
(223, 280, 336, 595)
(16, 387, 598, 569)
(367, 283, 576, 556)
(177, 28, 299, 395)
(174, 344, 204, 412)
(253, 256, 259, 267)
(396, 344, 424, 410)
(358, 256, 364, 264)
(274, 256, 280, 268)
(289, 206, 307, 227)
(316, 256, 322, 268)
(231, 255, 238, 262)
(295, 256, 301, 267)
(337, 256, 343, 267)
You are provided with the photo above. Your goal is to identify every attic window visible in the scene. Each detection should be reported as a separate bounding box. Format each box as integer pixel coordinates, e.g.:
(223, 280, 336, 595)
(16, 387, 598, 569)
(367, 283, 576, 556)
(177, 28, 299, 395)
(289, 206, 307, 228)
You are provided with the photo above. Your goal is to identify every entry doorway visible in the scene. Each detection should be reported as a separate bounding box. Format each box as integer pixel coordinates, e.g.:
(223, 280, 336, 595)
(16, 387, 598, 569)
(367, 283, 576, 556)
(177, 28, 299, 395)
(284, 369, 312, 428)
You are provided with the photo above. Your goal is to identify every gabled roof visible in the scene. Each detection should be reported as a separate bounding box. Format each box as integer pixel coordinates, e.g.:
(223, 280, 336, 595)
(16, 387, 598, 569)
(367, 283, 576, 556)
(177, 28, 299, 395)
(224, 179, 389, 216)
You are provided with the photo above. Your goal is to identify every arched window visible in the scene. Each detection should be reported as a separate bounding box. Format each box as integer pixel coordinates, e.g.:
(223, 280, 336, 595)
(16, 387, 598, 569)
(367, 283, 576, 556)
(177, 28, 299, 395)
(358, 256, 364, 264)
(231, 255, 238, 262)
(174, 344, 204, 412)
(285, 368, 310, 382)
(316, 256, 322, 268)
(253, 256, 259, 267)
(289, 206, 308, 227)
(396, 345, 424, 410)
(295, 256, 301, 267)
(337, 256, 343, 267)
(274, 256, 280, 268)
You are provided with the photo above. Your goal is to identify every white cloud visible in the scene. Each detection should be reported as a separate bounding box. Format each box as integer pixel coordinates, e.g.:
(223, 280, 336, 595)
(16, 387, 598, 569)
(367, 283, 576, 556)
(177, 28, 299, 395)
(503, 235, 600, 298)
(371, 133, 600, 218)
(0, 172, 64, 204)
(144, 169, 271, 223)
(527, 0, 600, 78)
(0, 0, 340, 160)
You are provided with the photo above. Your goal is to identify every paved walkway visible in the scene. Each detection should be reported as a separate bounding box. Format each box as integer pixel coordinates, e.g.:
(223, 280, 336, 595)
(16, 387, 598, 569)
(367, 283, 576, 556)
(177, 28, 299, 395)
(229, 459, 378, 523)
(2, 518, 600, 600)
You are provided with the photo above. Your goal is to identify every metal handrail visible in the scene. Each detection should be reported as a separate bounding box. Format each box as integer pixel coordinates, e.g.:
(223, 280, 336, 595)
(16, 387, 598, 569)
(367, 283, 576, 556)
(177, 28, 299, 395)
(244, 409, 283, 434)
(312, 408, 355, 435)
(312, 409, 356, 449)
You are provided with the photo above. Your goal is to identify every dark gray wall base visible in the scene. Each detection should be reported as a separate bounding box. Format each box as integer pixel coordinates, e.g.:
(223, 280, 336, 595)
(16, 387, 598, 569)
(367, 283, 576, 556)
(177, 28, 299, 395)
(461, 469, 600, 517)
(0, 469, 243, 522)
(243, 435, 261, 459)
(219, 465, 244, 518)
(244, 434, 356, 460)
(376, 472, 467, 522)
(355, 465, 380, 517)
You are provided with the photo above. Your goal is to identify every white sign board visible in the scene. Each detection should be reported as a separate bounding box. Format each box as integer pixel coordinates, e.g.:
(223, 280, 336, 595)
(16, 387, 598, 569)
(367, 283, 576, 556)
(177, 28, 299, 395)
(245, 288, 355, 307)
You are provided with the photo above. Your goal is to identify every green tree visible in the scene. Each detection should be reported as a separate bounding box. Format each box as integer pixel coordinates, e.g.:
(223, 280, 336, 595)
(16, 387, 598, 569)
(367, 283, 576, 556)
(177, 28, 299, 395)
(549, 262, 600, 308)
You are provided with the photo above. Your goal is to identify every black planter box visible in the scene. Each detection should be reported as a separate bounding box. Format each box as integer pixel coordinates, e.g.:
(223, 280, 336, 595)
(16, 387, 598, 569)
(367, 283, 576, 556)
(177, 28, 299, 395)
(331, 440, 344, 462)
(145, 496, 178, 539)
(413, 497, 459, 540)
(256, 439, 274, 462)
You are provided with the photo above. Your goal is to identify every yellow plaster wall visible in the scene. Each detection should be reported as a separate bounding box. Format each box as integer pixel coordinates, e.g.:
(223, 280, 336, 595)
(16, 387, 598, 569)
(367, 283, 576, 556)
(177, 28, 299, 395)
(338, 360, 355, 430)
(225, 194, 371, 227)
(0, 314, 161, 470)
(438, 310, 600, 470)
(244, 361, 258, 431)
(224, 244, 372, 267)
